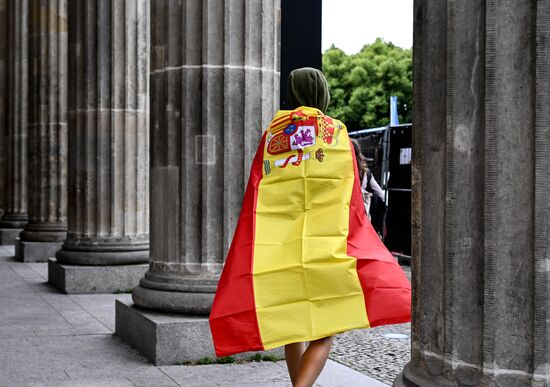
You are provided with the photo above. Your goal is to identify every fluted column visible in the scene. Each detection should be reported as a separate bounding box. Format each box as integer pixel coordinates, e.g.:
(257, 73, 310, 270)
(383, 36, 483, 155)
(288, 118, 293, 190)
(0, 0, 8, 219)
(0, 0, 28, 240)
(55, 0, 149, 265)
(395, 1, 550, 386)
(132, 0, 280, 314)
(19, 0, 67, 256)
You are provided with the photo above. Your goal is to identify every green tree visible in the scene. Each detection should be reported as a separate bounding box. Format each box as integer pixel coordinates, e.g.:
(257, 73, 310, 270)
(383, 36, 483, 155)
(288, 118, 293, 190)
(323, 38, 412, 131)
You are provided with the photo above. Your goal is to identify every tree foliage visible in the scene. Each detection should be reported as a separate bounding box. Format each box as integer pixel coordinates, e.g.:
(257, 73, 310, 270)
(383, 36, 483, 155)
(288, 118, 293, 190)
(322, 38, 412, 131)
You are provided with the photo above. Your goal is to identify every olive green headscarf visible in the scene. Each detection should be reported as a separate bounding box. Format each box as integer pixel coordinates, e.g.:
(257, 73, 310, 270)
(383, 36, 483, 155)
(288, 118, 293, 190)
(287, 67, 330, 113)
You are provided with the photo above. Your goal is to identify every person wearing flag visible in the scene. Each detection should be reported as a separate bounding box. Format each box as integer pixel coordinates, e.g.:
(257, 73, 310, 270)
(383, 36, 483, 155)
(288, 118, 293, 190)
(209, 67, 411, 387)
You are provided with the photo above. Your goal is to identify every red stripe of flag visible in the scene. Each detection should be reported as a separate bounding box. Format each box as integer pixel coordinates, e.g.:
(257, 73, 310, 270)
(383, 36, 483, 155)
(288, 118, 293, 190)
(209, 134, 267, 357)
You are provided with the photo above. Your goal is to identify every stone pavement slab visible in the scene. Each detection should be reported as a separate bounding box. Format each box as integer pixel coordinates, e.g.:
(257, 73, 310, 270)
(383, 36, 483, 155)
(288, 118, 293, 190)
(28, 380, 138, 387)
(0, 246, 394, 386)
(159, 361, 290, 386)
(71, 293, 133, 331)
(27, 261, 49, 278)
(0, 245, 15, 261)
(318, 361, 388, 387)
(158, 360, 386, 387)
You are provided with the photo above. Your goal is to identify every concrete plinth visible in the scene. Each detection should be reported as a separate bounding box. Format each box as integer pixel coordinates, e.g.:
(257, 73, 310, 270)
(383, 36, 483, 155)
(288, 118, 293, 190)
(48, 259, 148, 294)
(16, 239, 62, 262)
(115, 299, 284, 365)
(0, 227, 22, 245)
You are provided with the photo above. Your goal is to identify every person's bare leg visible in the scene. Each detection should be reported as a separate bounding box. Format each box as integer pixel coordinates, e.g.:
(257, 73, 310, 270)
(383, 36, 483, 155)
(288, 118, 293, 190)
(285, 342, 307, 385)
(294, 336, 333, 387)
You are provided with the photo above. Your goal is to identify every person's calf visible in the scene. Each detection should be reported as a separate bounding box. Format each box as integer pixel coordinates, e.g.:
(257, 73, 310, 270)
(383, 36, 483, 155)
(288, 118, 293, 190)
(285, 342, 307, 385)
(294, 337, 333, 387)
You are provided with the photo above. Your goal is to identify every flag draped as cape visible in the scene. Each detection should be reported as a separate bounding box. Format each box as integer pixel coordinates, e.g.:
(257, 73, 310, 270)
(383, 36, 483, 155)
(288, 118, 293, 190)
(209, 106, 411, 357)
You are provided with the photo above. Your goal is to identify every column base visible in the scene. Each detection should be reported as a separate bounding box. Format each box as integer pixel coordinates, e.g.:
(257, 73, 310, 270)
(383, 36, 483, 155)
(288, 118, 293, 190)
(0, 214, 27, 229)
(56, 244, 149, 265)
(394, 363, 457, 387)
(132, 284, 214, 315)
(393, 362, 534, 387)
(0, 228, 23, 245)
(19, 224, 66, 243)
(48, 258, 148, 294)
(393, 371, 418, 387)
(115, 299, 284, 365)
(393, 364, 447, 387)
(15, 239, 63, 262)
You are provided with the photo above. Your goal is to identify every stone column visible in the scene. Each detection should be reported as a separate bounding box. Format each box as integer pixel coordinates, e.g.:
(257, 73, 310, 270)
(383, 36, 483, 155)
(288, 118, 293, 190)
(49, 0, 150, 293)
(0, 0, 28, 245)
(395, 0, 550, 386)
(0, 0, 8, 220)
(133, 0, 280, 313)
(17, 0, 68, 262)
(116, 0, 280, 364)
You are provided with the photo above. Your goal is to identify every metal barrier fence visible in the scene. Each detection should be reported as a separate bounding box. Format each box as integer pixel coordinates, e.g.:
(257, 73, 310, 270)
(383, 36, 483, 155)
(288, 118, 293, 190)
(349, 124, 412, 263)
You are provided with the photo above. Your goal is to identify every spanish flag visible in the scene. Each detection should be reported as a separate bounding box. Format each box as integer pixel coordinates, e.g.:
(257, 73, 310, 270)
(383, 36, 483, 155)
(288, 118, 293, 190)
(209, 106, 411, 357)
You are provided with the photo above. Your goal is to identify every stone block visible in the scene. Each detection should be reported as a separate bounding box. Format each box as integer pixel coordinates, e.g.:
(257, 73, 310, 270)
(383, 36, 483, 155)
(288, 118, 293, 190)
(16, 239, 62, 262)
(48, 258, 148, 294)
(115, 299, 284, 365)
(0, 228, 22, 245)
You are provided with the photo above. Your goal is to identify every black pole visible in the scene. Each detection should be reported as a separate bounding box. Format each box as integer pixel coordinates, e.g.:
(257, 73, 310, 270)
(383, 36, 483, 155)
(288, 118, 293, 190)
(280, 0, 323, 109)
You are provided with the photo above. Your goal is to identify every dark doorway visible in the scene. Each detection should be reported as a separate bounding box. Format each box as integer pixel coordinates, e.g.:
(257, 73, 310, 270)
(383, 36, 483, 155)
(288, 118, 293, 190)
(280, 0, 322, 109)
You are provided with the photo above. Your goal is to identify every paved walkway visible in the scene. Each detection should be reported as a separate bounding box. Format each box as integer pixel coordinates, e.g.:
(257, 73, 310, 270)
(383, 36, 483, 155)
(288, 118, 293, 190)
(0, 245, 390, 387)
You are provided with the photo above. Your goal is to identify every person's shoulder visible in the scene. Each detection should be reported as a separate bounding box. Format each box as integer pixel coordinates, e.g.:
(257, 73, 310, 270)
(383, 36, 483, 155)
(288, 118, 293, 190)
(266, 107, 321, 133)
(294, 108, 347, 132)
(319, 112, 347, 132)
(265, 107, 347, 135)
